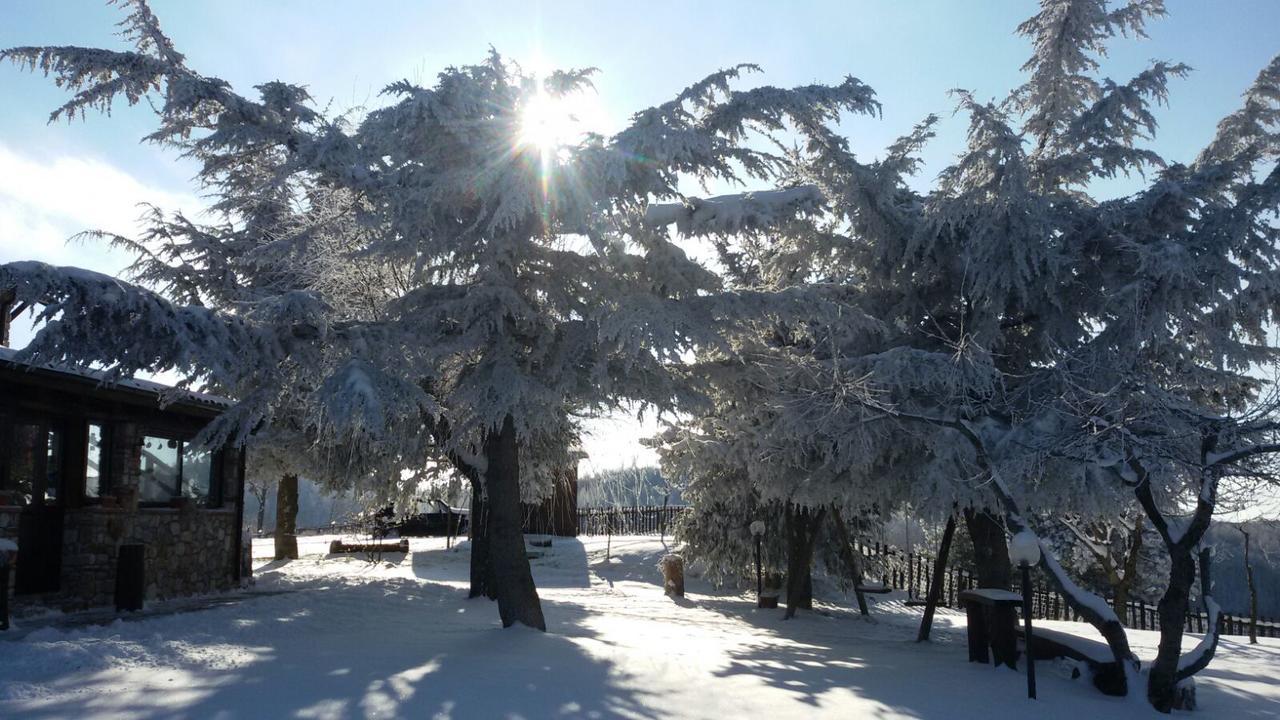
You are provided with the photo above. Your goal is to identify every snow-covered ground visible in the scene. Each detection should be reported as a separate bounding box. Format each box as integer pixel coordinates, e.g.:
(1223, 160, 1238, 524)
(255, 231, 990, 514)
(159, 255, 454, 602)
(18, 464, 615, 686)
(1, 535, 1277, 719)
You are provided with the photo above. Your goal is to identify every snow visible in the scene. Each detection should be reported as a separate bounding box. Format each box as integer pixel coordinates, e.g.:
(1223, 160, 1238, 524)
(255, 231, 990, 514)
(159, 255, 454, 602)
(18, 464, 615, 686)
(3, 535, 1277, 719)
(1027, 627, 1116, 665)
(959, 588, 1023, 603)
(0, 346, 230, 409)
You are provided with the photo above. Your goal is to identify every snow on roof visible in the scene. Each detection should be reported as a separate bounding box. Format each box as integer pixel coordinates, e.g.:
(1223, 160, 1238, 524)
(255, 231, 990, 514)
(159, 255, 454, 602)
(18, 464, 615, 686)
(0, 346, 232, 410)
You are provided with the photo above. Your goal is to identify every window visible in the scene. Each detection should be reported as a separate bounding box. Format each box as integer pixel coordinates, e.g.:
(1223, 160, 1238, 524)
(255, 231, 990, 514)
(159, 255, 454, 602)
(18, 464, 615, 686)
(1, 421, 62, 506)
(182, 444, 213, 502)
(138, 435, 217, 506)
(86, 423, 108, 499)
(45, 429, 62, 504)
(9, 423, 41, 505)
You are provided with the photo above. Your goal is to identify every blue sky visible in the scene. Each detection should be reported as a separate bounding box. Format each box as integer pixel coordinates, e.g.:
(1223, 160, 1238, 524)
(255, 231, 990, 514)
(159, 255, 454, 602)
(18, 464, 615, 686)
(1, 0, 1278, 470)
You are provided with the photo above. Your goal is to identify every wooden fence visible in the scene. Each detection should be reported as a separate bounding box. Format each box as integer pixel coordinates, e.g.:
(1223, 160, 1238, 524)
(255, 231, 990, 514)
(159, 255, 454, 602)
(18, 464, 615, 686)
(855, 539, 1280, 639)
(578, 505, 688, 537)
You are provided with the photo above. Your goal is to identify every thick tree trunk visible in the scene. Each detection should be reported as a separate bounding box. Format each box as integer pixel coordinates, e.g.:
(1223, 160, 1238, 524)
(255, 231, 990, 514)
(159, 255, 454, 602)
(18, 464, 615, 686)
(468, 482, 496, 600)
(964, 508, 1016, 668)
(1148, 546, 1214, 712)
(274, 473, 299, 560)
(1147, 547, 1196, 710)
(784, 504, 825, 619)
(917, 515, 957, 642)
(482, 414, 546, 631)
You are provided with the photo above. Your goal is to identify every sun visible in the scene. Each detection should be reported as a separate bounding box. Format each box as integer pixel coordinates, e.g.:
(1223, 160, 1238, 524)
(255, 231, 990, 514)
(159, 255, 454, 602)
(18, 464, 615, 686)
(516, 86, 605, 154)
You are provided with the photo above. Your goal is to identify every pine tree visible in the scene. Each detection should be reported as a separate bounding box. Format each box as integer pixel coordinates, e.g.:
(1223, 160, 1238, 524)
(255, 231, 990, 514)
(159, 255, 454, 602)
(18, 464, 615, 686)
(657, 0, 1280, 707)
(1, 0, 878, 631)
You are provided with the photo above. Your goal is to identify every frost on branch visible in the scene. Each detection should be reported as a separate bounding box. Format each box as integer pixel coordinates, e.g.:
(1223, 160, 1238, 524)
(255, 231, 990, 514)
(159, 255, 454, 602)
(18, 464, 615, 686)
(643, 186, 823, 237)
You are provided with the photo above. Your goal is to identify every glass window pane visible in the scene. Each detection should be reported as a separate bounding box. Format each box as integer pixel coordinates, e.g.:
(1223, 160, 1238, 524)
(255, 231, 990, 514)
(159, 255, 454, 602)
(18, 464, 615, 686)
(8, 423, 41, 506)
(182, 444, 213, 504)
(45, 428, 62, 504)
(86, 424, 106, 499)
(139, 436, 180, 502)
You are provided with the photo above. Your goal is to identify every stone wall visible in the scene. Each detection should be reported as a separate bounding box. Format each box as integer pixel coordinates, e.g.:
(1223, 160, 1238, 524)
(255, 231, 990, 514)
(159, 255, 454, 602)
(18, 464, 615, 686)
(45, 420, 244, 610)
(57, 507, 239, 610)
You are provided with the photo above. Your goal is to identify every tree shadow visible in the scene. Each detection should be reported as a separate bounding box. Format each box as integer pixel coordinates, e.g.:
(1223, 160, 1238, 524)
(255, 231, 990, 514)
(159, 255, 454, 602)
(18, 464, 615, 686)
(0, 575, 657, 719)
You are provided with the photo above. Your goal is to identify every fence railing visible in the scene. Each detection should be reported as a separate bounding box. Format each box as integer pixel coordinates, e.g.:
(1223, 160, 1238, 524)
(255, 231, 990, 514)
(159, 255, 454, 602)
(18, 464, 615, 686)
(854, 539, 1280, 639)
(578, 505, 688, 537)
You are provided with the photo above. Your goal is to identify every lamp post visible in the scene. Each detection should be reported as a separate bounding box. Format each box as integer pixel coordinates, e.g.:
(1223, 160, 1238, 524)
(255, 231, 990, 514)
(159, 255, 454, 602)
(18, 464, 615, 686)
(1009, 530, 1041, 700)
(750, 520, 766, 607)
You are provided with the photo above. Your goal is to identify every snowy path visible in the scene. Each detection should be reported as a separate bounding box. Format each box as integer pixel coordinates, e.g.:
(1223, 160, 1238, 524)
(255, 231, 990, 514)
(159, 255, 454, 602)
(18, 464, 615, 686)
(1, 535, 1277, 718)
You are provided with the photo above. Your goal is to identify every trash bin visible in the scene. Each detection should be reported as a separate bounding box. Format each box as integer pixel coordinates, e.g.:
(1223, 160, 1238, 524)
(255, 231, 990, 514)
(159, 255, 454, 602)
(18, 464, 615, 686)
(115, 543, 146, 612)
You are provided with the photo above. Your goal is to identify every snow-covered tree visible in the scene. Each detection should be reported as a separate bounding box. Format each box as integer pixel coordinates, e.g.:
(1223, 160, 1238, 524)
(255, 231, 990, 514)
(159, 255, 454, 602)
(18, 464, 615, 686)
(1, 0, 879, 631)
(658, 0, 1280, 708)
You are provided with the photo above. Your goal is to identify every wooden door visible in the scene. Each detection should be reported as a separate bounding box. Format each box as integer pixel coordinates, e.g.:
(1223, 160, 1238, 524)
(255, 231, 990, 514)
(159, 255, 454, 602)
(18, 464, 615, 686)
(13, 420, 65, 595)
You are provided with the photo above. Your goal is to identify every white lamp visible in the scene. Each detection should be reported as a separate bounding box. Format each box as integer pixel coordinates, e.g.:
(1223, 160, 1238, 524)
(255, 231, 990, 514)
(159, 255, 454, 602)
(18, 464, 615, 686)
(1009, 529, 1041, 567)
(749, 520, 766, 537)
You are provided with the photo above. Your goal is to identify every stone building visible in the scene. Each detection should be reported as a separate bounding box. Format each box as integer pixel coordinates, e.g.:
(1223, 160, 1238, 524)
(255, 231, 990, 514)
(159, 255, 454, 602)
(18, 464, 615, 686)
(0, 338, 247, 615)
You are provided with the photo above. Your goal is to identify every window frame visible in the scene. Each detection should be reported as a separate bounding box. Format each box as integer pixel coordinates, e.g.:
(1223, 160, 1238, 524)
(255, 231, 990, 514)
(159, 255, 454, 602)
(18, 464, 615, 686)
(136, 432, 221, 508)
(83, 420, 112, 503)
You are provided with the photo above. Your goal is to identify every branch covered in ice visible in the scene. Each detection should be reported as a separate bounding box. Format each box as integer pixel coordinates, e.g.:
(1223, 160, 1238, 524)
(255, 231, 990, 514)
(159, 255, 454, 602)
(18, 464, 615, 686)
(643, 186, 823, 237)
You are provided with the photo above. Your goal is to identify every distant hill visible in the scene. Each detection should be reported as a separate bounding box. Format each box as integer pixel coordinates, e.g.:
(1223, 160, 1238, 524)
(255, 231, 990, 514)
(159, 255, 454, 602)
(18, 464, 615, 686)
(578, 466, 683, 508)
(1206, 519, 1280, 618)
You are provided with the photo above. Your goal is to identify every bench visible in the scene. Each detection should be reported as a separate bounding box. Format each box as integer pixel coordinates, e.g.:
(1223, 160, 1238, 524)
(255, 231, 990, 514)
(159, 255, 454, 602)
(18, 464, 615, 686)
(328, 538, 410, 555)
(1017, 626, 1126, 696)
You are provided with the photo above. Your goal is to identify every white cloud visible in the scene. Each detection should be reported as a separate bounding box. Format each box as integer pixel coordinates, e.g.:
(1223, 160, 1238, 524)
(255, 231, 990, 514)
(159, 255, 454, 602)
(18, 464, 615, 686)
(0, 142, 202, 348)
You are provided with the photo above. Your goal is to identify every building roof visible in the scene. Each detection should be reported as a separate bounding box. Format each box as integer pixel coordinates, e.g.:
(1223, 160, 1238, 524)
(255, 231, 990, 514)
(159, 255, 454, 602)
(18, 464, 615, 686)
(0, 346, 232, 413)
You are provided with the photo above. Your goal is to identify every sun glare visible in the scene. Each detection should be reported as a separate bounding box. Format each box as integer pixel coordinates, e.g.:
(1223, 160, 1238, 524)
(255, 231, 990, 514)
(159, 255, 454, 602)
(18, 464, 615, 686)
(516, 87, 604, 154)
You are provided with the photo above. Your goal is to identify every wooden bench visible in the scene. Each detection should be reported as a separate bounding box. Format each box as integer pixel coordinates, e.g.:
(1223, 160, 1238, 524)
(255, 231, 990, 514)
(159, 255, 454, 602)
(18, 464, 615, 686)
(958, 588, 1022, 668)
(329, 538, 409, 555)
(1017, 626, 1126, 696)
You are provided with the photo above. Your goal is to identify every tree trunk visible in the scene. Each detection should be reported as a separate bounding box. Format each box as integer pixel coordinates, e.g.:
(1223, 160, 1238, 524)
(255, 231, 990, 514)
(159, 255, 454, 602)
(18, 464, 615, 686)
(254, 485, 269, 535)
(1112, 581, 1130, 627)
(784, 504, 825, 619)
(1147, 545, 1197, 711)
(468, 482, 496, 600)
(964, 507, 1016, 668)
(830, 510, 870, 616)
(1241, 528, 1258, 644)
(917, 514, 957, 642)
(482, 414, 546, 631)
(274, 473, 298, 560)
(1112, 514, 1144, 626)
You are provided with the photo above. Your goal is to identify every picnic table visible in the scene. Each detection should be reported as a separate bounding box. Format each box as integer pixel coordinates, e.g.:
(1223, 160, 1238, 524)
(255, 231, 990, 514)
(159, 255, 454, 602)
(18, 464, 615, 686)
(958, 588, 1023, 668)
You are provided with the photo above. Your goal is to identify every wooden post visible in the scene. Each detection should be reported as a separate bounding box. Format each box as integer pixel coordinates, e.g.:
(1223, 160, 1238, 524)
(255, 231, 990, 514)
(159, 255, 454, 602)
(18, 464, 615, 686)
(917, 515, 957, 642)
